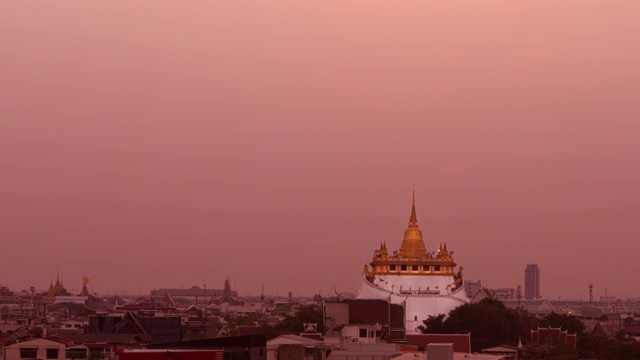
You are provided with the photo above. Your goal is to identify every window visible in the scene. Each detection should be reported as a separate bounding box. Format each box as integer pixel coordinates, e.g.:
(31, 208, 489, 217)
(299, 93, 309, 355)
(389, 265, 396, 271)
(359, 328, 368, 338)
(20, 349, 37, 359)
(412, 265, 419, 271)
(47, 349, 59, 359)
(400, 265, 407, 271)
(434, 265, 441, 272)
(423, 266, 430, 272)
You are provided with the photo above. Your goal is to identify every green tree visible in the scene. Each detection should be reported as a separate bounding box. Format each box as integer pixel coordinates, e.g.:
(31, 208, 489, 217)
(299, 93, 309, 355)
(263, 305, 324, 340)
(513, 307, 538, 344)
(539, 312, 585, 335)
(418, 314, 446, 334)
(576, 332, 608, 359)
(546, 343, 579, 360)
(420, 298, 521, 352)
(600, 340, 640, 360)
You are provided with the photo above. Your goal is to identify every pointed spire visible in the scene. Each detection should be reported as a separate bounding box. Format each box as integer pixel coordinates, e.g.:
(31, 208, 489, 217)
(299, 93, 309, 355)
(398, 187, 428, 258)
(55, 270, 61, 288)
(79, 284, 90, 297)
(408, 186, 418, 227)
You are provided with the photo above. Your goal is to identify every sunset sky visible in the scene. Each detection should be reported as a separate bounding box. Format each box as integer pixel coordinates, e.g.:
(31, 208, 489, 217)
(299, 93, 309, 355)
(1, 1, 639, 299)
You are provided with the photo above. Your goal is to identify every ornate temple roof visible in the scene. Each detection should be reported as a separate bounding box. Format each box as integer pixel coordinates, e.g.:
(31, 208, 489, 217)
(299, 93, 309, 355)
(364, 191, 460, 280)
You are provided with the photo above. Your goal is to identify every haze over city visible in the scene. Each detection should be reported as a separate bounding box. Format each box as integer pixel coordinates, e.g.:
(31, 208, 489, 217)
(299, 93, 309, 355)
(1, 1, 639, 300)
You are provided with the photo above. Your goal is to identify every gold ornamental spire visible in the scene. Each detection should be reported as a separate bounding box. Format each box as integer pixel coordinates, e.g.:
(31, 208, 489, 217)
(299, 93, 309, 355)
(398, 189, 428, 258)
(409, 187, 418, 227)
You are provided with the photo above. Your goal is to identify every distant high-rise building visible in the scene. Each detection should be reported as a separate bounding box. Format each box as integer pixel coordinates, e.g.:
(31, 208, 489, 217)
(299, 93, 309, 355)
(524, 264, 540, 299)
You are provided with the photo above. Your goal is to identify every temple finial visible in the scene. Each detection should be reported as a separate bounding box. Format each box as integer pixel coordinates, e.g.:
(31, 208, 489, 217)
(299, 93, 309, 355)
(409, 187, 418, 226)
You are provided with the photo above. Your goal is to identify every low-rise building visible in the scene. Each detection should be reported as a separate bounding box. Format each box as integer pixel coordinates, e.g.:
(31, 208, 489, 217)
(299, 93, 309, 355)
(3, 338, 87, 360)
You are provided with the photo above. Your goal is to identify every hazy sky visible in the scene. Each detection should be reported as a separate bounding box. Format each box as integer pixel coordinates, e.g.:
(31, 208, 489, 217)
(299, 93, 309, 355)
(1, 1, 639, 300)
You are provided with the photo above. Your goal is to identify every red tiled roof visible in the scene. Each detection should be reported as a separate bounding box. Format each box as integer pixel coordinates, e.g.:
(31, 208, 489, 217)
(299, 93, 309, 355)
(531, 327, 576, 349)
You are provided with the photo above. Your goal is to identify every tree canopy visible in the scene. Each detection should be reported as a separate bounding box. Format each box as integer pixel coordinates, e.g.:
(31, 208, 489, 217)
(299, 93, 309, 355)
(419, 298, 522, 352)
(538, 312, 585, 335)
(263, 305, 324, 339)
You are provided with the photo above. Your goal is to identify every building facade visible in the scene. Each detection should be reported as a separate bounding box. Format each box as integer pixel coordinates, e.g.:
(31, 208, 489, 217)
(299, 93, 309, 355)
(358, 192, 468, 333)
(524, 264, 540, 300)
(3, 338, 88, 360)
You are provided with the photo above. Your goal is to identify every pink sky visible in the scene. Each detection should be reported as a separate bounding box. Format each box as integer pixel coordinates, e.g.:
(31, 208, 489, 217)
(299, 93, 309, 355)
(1, 1, 639, 299)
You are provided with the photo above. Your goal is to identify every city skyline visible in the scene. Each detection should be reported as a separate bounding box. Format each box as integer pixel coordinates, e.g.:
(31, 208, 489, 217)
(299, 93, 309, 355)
(2, 1, 640, 300)
(2, 193, 636, 301)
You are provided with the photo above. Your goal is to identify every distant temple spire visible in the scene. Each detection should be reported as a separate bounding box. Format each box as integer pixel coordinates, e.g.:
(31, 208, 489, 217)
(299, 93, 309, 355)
(55, 269, 61, 288)
(79, 275, 90, 296)
(48, 269, 70, 298)
(221, 276, 233, 303)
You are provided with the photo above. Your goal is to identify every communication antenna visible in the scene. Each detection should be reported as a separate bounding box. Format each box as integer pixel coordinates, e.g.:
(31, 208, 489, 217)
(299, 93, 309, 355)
(589, 284, 593, 306)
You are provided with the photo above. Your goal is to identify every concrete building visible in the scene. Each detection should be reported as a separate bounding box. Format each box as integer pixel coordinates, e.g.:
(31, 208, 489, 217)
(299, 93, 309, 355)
(266, 335, 330, 360)
(463, 280, 482, 299)
(488, 288, 517, 300)
(524, 264, 540, 300)
(358, 192, 468, 333)
(2, 338, 88, 360)
(324, 299, 406, 341)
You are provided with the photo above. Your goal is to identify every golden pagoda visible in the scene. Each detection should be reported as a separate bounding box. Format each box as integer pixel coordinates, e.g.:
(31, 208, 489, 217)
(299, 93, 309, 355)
(358, 191, 467, 333)
(364, 191, 460, 282)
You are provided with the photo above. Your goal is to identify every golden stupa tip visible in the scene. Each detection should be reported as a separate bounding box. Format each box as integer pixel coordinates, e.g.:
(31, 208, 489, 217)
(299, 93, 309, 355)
(409, 187, 418, 226)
